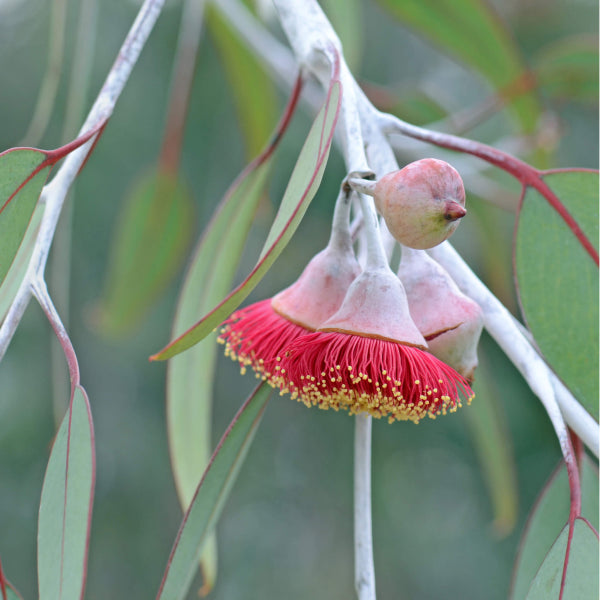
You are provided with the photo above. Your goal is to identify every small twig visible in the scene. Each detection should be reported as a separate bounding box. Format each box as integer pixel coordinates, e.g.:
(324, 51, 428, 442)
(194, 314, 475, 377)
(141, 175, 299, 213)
(354, 414, 376, 600)
(0, 0, 166, 362)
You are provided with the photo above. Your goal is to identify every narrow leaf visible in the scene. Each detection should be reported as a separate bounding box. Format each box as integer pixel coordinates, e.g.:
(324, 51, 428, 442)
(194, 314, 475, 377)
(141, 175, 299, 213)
(95, 169, 194, 336)
(374, 0, 541, 132)
(511, 456, 599, 599)
(208, 7, 277, 159)
(0, 149, 52, 286)
(157, 383, 271, 600)
(0, 123, 104, 287)
(166, 73, 301, 593)
(0, 203, 44, 321)
(38, 386, 95, 600)
(515, 170, 599, 419)
(525, 519, 599, 600)
(152, 76, 341, 360)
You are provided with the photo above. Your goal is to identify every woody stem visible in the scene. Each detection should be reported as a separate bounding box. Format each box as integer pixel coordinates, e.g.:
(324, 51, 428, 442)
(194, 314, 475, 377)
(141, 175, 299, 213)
(354, 414, 376, 600)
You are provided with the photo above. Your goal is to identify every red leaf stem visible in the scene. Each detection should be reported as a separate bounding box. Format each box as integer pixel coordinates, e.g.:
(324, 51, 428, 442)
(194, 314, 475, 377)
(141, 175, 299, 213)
(559, 439, 583, 600)
(0, 119, 107, 216)
(0, 558, 6, 600)
(387, 118, 599, 265)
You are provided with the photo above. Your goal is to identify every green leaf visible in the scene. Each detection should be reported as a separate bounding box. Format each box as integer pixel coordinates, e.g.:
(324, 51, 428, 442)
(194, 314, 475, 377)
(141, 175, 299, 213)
(525, 519, 599, 600)
(157, 383, 271, 600)
(152, 77, 341, 360)
(0, 148, 52, 287)
(465, 353, 518, 537)
(514, 170, 599, 420)
(38, 386, 95, 600)
(511, 456, 599, 599)
(208, 7, 278, 159)
(0, 203, 44, 321)
(166, 143, 271, 593)
(374, 0, 541, 132)
(96, 169, 194, 336)
(534, 36, 599, 105)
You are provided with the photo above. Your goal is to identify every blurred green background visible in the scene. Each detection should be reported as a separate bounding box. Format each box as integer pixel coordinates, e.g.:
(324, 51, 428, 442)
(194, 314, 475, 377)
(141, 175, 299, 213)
(0, 0, 597, 598)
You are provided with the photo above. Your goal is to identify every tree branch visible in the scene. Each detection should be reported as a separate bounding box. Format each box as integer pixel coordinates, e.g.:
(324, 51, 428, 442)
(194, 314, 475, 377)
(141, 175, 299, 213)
(0, 0, 166, 362)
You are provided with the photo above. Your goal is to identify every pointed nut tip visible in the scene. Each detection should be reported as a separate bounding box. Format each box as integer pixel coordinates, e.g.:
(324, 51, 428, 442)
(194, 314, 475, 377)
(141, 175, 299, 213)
(444, 201, 467, 221)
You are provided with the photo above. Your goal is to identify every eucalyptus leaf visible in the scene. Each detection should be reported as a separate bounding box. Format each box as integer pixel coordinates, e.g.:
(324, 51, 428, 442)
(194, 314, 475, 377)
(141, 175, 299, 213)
(0, 149, 51, 286)
(525, 519, 599, 600)
(514, 170, 599, 419)
(38, 386, 95, 600)
(511, 456, 599, 599)
(152, 78, 341, 360)
(157, 384, 271, 600)
(0, 203, 43, 321)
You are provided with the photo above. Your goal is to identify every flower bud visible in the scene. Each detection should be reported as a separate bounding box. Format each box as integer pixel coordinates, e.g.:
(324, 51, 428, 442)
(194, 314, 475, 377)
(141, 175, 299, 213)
(372, 159, 466, 249)
(398, 248, 483, 380)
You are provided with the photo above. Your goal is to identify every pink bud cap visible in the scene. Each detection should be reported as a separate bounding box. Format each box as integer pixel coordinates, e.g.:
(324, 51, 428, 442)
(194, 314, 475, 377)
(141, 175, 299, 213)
(398, 249, 483, 380)
(318, 267, 427, 349)
(271, 244, 361, 330)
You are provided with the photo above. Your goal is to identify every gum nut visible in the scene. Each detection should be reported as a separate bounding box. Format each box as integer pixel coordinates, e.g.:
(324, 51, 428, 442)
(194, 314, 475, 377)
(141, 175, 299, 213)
(373, 158, 466, 249)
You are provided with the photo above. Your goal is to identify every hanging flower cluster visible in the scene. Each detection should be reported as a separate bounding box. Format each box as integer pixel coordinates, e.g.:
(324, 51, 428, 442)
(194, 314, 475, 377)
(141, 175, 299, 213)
(219, 162, 480, 423)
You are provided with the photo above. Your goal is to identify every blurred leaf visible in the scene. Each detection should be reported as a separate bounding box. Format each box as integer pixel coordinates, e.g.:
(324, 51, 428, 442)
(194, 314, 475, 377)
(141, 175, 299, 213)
(321, 0, 363, 71)
(152, 77, 341, 360)
(38, 386, 95, 600)
(166, 146, 271, 595)
(96, 169, 194, 336)
(511, 456, 599, 599)
(157, 383, 271, 600)
(534, 36, 599, 105)
(0, 149, 52, 286)
(208, 7, 277, 159)
(466, 353, 518, 537)
(0, 203, 43, 321)
(374, 0, 541, 132)
(166, 74, 302, 593)
(525, 519, 599, 600)
(514, 170, 599, 419)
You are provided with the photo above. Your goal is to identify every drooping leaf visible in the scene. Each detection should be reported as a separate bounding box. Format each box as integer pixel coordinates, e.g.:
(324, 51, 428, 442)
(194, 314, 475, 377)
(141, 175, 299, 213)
(0, 149, 52, 286)
(0, 203, 44, 322)
(95, 169, 194, 336)
(534, 36, 599, 105)
(166, 74, 301, 594)
(38, 386, 95, 600)
(166, 147, 271, 595)
(157, 383, 271, 600)
(465, 354, 518, 537)
(0, 124, 104, 288)
(525, 519, 599, 600)
(511, 456, 599, 599)
(374, 0, 541, 132)
(151, 75, 341, 360)
(514, 170, 599, 420)
(208, 7, 277, 159)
